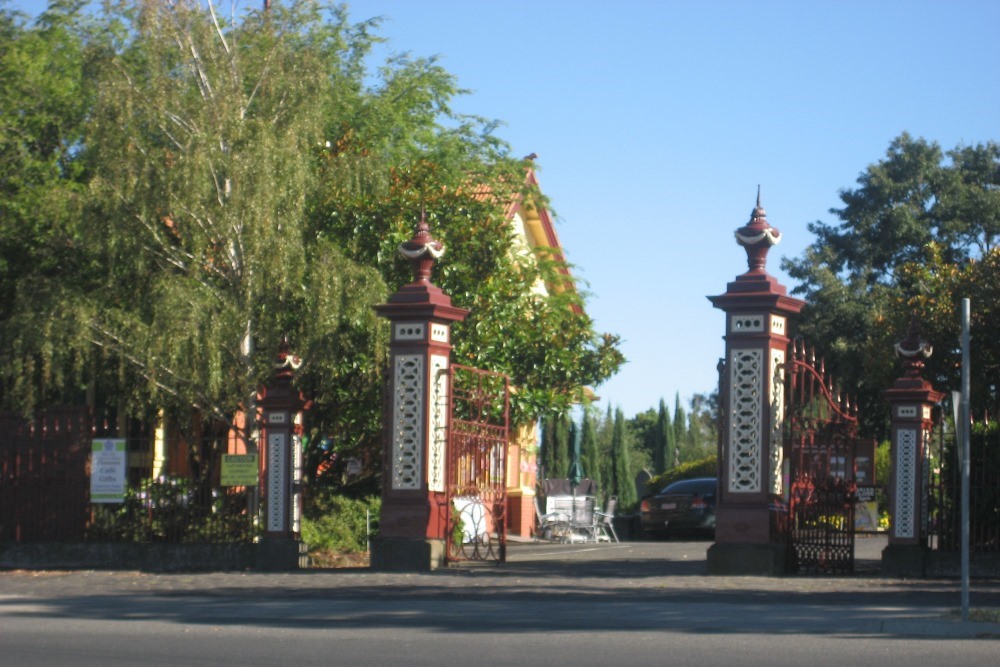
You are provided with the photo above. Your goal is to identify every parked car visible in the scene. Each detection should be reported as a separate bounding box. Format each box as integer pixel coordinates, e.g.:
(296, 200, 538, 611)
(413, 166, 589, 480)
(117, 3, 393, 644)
(639, 477, 717, 538)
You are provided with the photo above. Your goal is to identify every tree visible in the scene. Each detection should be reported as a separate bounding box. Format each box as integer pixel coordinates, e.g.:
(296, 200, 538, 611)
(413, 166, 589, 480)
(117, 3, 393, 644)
(654, 398, 673, 474)
(0, 1, 96, 413)
(0, 2, 625, 487)
(783, 133, 1000, 437)
(672, 393, 687, 465)
(540, 412, 571, 481)
(580, 409, 600, 490)
(680, 391, 717, 462)
(609, 407, 637, 509)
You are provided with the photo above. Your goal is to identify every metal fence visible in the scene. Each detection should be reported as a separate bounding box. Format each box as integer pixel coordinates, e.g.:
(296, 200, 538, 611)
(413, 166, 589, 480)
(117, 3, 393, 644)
(930, 422, 1000, 553)
(1, 409, 258, 545)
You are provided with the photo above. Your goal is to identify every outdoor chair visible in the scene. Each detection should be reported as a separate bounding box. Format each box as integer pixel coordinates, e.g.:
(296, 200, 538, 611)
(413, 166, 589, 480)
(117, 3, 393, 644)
(533, 496, 569, 541)
(592, 496, 619, 543)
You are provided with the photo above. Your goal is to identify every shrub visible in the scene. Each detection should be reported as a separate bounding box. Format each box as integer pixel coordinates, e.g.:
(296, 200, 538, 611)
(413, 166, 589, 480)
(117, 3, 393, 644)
(642, 455, 718, 497)
(301, 489, 380, 553)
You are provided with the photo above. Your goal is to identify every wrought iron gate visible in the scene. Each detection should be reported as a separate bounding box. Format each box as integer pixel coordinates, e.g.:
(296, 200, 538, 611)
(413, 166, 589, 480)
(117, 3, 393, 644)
(784, 341, 858, 574)
(445, 365, 509, 563)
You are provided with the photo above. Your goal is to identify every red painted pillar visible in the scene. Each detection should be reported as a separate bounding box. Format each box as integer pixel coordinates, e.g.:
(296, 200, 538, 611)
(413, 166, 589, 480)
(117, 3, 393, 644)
(707, 193, 804, 575)
(371, 216, 468, 571)
(882, 319, 943, 576)
(258, 338, 308, 570)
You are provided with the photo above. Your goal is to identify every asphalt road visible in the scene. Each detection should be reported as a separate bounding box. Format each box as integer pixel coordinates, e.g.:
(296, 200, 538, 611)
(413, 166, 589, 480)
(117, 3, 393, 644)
(1, 538, 998, 667)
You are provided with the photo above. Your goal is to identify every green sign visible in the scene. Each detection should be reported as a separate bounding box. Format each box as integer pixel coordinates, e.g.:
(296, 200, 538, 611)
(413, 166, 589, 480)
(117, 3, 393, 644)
(221, 454, 259, 486)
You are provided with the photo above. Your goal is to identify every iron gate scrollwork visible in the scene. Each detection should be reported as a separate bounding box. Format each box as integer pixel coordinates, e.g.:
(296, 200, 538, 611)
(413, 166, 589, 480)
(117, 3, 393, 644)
(445, 365, 509, 563)
(784, 341, 859, 574)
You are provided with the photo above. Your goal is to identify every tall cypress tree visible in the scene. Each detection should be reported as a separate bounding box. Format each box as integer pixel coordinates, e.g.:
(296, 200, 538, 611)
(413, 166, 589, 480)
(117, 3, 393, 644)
(581, 410, 600, 490)
(611, 408, 637, 509)
(540, 415, 556, 480)
(553, 412, 571, 481)
(672, 393, 687, 466)
(654, 398, 670, 474)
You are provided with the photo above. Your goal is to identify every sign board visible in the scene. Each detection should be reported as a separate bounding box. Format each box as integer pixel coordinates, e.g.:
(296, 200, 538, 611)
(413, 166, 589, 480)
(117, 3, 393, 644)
(221, 453, 259, 486)
(91, 439, 127, 503)
(855, 485, 878, 502)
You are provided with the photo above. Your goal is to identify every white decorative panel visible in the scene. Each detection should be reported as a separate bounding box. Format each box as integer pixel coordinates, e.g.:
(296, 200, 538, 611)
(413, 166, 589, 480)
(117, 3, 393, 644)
(291, 431, 302, 534)
(770, 316, 786, 336)
(895, 428, 917, 539)
(394, 323, 425, 341)
(897, 405, 918, 418)
(922, 406, 932, 420)
(428, 354, 449, 492)
(267, 412, 287, 424)
(729, 348, 762, 492)
(392, 355, 424, 490)
(430, 324, 449, 343)
(731, 315, 765, 333)
(769, 348, 785, 497)
(267, 432, 287, 533)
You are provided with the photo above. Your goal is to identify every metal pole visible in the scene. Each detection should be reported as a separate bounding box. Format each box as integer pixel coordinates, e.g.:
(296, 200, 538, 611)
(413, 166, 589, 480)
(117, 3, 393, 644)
(960, 298, 970, 621)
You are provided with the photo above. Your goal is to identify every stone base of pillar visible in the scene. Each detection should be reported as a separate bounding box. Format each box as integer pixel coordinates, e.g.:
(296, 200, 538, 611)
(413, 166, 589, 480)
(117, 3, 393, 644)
(369, 536, 447, 571)
(881, 543, 926, 578)
(707, 542, 786, 576)
(256, 537, 304, 571)
(714, 506, 773, 545)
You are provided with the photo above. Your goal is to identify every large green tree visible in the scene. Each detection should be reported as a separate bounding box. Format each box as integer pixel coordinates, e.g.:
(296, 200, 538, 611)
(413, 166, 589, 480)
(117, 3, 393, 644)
(783, 133, 1000, 437)
(0, 1, 96, 411)
(0, 1, 623, 488)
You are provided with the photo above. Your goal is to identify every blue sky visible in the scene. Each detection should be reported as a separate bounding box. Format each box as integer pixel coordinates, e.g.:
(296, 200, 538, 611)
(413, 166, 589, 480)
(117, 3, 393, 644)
(12, 1, 1000, 419)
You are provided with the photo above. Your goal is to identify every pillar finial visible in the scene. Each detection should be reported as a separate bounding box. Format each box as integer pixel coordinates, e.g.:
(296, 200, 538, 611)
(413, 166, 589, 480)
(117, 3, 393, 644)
(399, 210, 445, 284)
(734, 187, 781, 273)
(894, 315, 933, 379)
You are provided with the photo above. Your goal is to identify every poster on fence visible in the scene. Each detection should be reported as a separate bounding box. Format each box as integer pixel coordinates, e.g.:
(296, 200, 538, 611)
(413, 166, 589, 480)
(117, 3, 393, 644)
(221, 453, 259, 487)
(90, 439, 126, 503)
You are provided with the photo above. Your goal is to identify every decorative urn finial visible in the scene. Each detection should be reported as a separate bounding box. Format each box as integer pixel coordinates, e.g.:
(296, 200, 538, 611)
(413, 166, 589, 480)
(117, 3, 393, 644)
(894, 315, 933, 379)
(398, 210, 445, 284)
(273, 336, 303, 382)
(734, 186, 781, 273)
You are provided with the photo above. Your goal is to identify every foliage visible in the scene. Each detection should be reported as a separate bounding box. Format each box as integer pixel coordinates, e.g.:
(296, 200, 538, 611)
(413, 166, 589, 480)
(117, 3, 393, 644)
(0, 1, 624, 496)
(580, 409, 600, 491)
(672, 393, 686, 463)
(610, 408, 637, 510)
(783, 133, 1000, 439)
(936, 420, 1000, 550)
(643, 455, 719, 498)
(301, 488, 379, 554)
(654, 398, 672, 474)
(87, 476, 255, 543)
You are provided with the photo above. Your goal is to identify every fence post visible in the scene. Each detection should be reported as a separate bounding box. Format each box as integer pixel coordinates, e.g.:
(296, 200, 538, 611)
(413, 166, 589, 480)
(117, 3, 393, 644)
(707, 191, 804, 575)
(371, 214, 469, 571)
(881, 318, 943, 577)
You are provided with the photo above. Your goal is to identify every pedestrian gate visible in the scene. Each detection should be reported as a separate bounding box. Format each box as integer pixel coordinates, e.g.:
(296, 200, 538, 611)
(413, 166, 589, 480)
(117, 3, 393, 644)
(784, 342, 858, 574)
(445, 365, 509, 563)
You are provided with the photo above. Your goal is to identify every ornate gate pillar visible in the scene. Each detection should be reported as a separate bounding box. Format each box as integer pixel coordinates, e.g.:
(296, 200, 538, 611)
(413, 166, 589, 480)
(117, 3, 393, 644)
(707, 193, 804, 575)
(882, 319, 943, 577)
(371, 216, 468, 571)
(257, 339, 307, 571)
